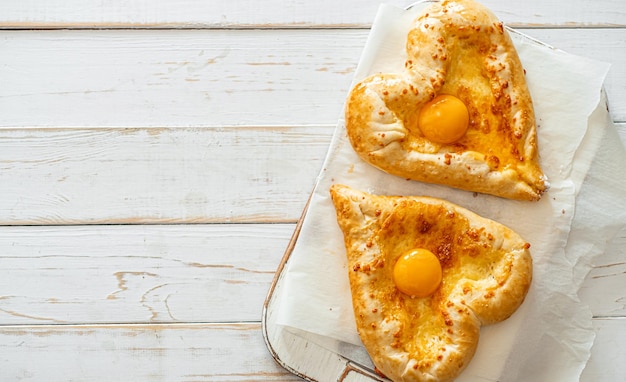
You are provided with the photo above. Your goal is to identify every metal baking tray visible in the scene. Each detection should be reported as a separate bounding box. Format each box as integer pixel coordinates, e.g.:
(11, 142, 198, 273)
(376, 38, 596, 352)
(261, 1, 593, 381)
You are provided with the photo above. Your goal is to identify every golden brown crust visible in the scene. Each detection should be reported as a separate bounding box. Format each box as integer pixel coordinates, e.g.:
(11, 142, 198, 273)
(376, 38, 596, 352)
(345, 0, 548, 201)
(330, 184, 532, 382)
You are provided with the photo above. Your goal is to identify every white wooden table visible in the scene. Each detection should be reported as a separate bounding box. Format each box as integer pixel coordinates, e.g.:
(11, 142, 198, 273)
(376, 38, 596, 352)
(1, 1, 624, 380)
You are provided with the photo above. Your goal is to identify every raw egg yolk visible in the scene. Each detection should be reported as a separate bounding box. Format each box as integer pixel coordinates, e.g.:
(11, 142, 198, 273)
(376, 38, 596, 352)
(393, 248, 442, 298)
(417, 94, 469, 144)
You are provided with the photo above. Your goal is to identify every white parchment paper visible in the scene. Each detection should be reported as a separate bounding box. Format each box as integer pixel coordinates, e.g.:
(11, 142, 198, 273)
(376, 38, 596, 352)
(275, 3, 620, 381)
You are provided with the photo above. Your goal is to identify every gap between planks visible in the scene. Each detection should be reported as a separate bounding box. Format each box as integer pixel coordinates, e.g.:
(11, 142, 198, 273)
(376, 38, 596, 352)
(3, 24, 626, 31)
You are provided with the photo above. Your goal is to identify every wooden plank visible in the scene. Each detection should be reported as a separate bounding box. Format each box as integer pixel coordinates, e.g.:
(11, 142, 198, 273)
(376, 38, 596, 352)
(0, 127, 331, 224)
(0, 29, 625, 129)
(0, 0, 624, 29)
(0, 224, 294, 325)
(0, 319, 622, 381)
(1, 123, 624, 226)
(0, 223, 624, 326)
(0, 29, 365, 129)
(0, 123, 624, 225)
(0, 323, 300, 381)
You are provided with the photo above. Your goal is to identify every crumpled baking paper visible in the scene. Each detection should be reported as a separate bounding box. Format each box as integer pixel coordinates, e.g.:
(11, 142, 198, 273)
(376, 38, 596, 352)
(274, 3, 621, 381)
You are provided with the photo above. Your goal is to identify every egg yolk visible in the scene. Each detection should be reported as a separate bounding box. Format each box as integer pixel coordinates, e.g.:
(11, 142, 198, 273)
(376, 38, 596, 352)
(417, 94, 469, 144)
(393, 248, 442, 298)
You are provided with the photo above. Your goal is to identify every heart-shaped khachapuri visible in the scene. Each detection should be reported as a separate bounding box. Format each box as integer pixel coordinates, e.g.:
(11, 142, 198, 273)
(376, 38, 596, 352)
(330, 184, 532, 382)
(345, 0, 548, 201)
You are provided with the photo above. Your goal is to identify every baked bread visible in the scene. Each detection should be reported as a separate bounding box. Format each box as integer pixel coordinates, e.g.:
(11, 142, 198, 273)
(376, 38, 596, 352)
(330, 184, 532, 382)
(345, 0, 548, 200)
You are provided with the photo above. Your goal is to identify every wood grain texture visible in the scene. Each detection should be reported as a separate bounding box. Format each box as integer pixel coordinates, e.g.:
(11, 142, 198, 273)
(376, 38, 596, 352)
(0, 127, 331, 224)
(0, 224, 623, 326)
(1, 29, 625, 129)
(0, 124, 623, 225)
(1, 0, 625, 28)
(0, 29, 364, 128)
(0, 224, 294, 325)
(0, 320, 622, 381)
(0, 323, 300, 381)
